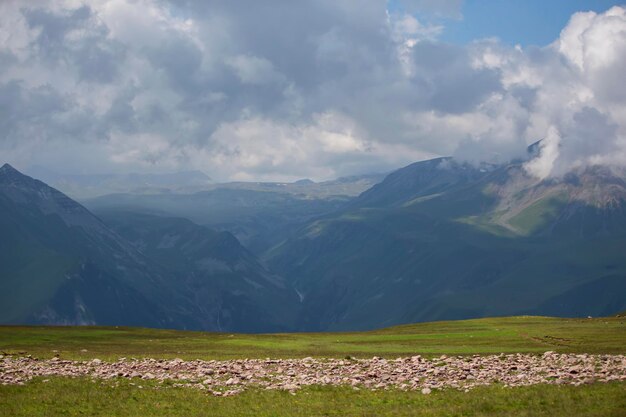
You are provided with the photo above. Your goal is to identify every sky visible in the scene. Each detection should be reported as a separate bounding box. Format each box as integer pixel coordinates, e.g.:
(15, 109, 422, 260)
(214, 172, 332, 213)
(1, 0, 625, 182)
(441, 0, 622, 46)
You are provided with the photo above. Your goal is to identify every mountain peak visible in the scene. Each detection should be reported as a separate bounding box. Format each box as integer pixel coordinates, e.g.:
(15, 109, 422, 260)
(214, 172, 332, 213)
(0, 163, 18, 173)
(0, 163, 42, 188)
(0, 163, 28, 182)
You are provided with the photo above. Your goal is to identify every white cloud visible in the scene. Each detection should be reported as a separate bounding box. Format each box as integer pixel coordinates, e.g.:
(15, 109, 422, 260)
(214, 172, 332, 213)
(0, 1, 625, 181)
(519, 6, 626, 177)
(525, 126, 561, 179)
(199, 112, 429, 182)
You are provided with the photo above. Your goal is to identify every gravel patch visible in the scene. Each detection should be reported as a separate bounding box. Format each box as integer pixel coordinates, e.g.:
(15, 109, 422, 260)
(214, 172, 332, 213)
(2, 352, 625, 396)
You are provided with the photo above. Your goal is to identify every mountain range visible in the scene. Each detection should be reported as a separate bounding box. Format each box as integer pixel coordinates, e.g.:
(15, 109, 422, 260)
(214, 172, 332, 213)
(1, 155, 625, 331)
(81, 172, 385, 253)
(266, 158, 626, 330)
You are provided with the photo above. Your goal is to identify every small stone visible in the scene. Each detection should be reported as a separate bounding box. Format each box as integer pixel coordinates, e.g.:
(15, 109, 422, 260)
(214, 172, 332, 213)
(421, 387, 432, 395)
(225, 378, 239, 385)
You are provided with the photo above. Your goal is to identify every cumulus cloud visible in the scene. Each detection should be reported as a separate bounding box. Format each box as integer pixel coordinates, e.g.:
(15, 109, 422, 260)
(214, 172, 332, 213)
(519, 6, 626, 178)
(0, 1, 625, 181)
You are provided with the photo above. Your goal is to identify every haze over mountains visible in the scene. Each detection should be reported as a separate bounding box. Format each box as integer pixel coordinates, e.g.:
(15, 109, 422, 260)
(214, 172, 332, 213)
(2, 155, 625, 332)
(24, 167, 215, 198)
(75, 172, 382, 253)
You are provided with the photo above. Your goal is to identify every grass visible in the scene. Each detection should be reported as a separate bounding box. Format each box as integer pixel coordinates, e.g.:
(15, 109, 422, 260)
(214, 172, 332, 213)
(1, 316, 625, 416)
(1, 377, 624, 417)
(1, 316, 625, 361)
(507, 192, 568, 235)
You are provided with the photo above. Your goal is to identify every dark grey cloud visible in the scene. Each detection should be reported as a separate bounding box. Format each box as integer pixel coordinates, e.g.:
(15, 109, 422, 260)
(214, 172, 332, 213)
(549, 107, 621, 176)
(409, 41, 502, 114)
(0, 80, 68, 142)
(74, 41, 124, 84)
(23, 5, 93, 55)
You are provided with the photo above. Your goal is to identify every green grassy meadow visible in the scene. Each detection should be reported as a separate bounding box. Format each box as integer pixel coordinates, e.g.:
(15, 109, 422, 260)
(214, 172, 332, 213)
(1, 378, 625, 417)
(1, 316, 625, 361)
(1, 316, 625, 416)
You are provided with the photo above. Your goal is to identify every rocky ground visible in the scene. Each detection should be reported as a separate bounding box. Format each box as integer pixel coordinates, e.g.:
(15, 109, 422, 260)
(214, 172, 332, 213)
(2, 353, 625, 396)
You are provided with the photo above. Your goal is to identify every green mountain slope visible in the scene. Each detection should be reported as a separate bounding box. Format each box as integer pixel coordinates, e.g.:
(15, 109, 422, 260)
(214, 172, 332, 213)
(266, 159, 626, 330)
(0, 164, 299, 331)
(0, 164, 178, 327)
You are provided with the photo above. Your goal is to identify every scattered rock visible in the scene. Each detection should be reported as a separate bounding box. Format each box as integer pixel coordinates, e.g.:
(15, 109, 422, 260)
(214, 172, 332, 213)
(1, 353, 624, 396)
